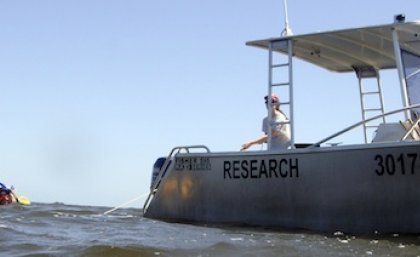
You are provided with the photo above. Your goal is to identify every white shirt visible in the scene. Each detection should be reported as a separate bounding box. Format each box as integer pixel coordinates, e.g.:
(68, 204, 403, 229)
(262, 111, 291, 150)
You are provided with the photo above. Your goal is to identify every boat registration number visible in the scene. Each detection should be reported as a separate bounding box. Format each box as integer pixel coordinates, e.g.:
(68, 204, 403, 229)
(374, 153, 418, 176)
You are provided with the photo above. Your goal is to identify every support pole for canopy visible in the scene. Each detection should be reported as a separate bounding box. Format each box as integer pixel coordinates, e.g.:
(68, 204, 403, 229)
(288, 39, 294, 148)
(267, 42, 274, 150)
(267, 39, 294, 150)
(392, 27, 410, 119)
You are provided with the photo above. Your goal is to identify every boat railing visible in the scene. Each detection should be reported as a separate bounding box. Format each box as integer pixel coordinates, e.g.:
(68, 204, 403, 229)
(401, 117, 420, 140)
(142, 145, 211, 214)
(308, 103, 420, 148)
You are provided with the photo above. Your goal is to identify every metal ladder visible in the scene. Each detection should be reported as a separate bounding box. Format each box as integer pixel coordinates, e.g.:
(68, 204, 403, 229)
(267, 39, 294, 149)
(142, 145, 210, 215)
(355, 67, 386, 143)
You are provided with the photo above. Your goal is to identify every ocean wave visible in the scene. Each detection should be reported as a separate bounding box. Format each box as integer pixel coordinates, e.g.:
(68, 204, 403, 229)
(74, 245, 164, 257)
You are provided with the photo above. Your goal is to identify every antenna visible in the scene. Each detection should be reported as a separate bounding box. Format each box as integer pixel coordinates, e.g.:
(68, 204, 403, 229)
(281, 0, 293, 36)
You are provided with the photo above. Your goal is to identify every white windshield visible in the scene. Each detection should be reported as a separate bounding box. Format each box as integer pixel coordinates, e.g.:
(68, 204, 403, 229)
(402, 50, 420, 117)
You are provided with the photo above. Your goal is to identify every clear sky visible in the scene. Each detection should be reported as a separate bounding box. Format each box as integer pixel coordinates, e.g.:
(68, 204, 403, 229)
(1, 0, 419, 207)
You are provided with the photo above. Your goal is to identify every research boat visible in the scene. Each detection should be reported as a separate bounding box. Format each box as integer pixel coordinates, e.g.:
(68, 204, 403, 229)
(143, 15, 420, 234)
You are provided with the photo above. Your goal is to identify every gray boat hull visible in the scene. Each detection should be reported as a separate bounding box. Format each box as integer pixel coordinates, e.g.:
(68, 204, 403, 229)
(144, 142, 420, 234)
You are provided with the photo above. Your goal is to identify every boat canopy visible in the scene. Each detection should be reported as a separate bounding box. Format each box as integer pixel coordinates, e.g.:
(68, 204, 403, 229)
(247, 21, 420, 73)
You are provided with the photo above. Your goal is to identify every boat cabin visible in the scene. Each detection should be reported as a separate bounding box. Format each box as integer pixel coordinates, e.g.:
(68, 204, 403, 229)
(246, 15, 420, 148)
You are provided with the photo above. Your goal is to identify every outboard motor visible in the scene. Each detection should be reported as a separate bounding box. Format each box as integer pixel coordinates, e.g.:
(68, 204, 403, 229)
(150, 157, 166, 190)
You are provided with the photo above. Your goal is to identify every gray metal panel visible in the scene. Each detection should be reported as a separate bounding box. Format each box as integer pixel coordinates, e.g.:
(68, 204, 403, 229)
(246, 21, 420, 72)
(144, 142, 420, 234)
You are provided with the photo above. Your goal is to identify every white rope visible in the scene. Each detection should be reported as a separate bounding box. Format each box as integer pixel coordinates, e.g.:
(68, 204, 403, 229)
(103, 192, 149, 215)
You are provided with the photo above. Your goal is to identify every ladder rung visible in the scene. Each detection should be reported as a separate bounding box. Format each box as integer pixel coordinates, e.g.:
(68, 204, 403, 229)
(361, 91, 380, 95)
(271, 120, 290, 125)
(272, 82, 290, 87)
(271, 63, 289, 68)
(363, 108, 383, 111)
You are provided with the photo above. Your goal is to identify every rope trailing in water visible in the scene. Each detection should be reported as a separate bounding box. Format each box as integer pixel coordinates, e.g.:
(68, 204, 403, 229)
(103, 192, 149, 215)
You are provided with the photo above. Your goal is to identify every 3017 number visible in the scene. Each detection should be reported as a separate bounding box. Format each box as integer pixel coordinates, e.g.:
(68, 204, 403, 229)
(375, 153, 418, 176)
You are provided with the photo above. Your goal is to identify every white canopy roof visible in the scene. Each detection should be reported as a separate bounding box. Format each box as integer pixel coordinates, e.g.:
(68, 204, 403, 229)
(246, 21, 420, 72)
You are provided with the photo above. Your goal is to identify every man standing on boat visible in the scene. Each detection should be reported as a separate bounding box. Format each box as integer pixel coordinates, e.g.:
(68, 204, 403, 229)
(241, 94, 291, 151)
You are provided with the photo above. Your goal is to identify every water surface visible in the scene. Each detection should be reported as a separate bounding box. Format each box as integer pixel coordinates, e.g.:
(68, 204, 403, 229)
(0, 203, 419, 257)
